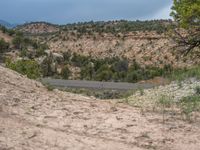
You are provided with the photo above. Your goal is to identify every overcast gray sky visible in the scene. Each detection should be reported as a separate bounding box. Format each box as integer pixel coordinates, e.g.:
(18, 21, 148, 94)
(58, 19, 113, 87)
(0, 0, 173, 24)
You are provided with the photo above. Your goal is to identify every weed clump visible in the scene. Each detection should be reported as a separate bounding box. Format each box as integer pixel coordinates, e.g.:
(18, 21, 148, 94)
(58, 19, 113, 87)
(179, 95, 200, 121)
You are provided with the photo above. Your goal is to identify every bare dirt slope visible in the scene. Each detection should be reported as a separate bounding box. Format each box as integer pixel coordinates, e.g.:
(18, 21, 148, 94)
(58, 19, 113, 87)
(0, 31, 12, 42)
(0, 66, 200, 150)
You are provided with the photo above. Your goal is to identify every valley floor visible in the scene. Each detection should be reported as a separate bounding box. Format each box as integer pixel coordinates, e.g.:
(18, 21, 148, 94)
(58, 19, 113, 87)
(0, 66, 200, 150)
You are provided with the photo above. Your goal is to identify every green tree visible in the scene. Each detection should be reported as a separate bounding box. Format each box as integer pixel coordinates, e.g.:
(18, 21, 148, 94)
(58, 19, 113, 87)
(171, 0, 200, 28)
(171, 0, 200, 54)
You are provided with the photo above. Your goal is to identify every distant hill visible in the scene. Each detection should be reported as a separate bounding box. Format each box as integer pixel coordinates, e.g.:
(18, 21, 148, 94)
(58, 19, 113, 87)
(11, 19, 199, 68)
(16, 22, 59, 34)
(0, 20, 17, 28)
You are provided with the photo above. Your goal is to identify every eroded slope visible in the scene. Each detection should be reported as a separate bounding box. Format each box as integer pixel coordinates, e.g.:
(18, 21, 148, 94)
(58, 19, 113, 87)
(0, 66, 200, 150)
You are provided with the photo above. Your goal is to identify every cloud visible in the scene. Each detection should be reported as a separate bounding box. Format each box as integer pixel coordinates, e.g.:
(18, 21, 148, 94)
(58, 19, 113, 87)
(150, 3, 173, 20)
(0, 0, 173, 24)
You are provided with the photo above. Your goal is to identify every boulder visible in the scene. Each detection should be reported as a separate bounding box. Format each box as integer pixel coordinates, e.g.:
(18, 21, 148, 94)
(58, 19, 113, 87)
(52, 52, 64, 62)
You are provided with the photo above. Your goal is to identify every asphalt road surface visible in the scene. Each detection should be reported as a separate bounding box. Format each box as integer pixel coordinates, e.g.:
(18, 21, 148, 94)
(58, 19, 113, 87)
(41, 78, 157, 90)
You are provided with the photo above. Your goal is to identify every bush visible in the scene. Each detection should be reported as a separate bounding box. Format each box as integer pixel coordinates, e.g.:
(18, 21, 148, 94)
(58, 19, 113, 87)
(71, 53, 90, 67)
(126, 71, 141, 83)
(95, 70, 113, 81)
(36, 48, 45, 57)
(179, 95, 200, 120)
(6, 59, 41, 79)
(195, 86, 200, 95)
(19, 49, 28, 57)
(169, 65, 200, 81)
(157, 95, 173, 108)
(80, 63, 94, 80)
(93, 64, 113, 81)
(0, 38, 9, 53)
(7, 29, 15, 36)
(12, 35, 23, 49)
(73, 53, 172, 82)
(112, 59, 128, 72)
(63, 51, 72, 63)
(41, 57, 53, 76)
(61, 65, 71, 79)
(45, 83, 54, 91)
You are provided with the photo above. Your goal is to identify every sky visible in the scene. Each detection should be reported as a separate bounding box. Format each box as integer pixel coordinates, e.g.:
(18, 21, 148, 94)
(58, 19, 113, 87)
(0, 0, 173, 24)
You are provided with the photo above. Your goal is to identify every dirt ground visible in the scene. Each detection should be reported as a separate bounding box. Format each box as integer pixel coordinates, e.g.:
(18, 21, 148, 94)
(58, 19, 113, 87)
(0, 66, 200, 150)
(0, 31, 12, 43)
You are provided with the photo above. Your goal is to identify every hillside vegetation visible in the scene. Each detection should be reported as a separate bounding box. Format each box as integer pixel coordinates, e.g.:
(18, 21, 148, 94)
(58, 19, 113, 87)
(20, 20, 199, 67)
(1, 20, 199, 82)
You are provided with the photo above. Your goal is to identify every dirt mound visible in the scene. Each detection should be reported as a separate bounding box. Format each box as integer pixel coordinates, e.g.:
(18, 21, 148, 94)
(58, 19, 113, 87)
(0, 66, 200, 150)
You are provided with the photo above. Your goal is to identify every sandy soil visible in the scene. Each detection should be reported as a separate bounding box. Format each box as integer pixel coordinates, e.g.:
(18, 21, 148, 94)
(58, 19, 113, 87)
(0, 66, 200, 150)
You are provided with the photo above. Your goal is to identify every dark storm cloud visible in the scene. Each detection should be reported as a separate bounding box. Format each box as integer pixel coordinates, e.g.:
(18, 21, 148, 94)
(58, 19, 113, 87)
(0, 0, 172, 24)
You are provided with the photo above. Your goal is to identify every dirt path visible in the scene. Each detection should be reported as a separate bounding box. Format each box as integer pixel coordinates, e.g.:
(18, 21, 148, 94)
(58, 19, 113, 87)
(0, 66, 200, 150)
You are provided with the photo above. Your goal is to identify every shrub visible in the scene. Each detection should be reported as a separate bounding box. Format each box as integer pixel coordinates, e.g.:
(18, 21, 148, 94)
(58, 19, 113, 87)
(45, 83, 54, 91)
(93, 64, 113, 81)
(61, 65, 71, 79)
(169, 65, 200, 81)
(12, 35, 24, 49)
(0, 38, 9, 53)
(112, 59, 128, 72)
(95, 70, 113, 81)
(80, 63, 94, 80)
(195, 86, 200, 95)
(42, 51, 177, 82)
(6, 59, 41, 79)
(157, 95, 173, 108)
(156, 95, 173, 123)
(41, 57, 54, 76)
(71, 53, 90, 67)
(20, 49, 28, 57)
(7, 29, 15, 36)
(179, 95, 200, 121)
(126, 70, 141, 83)
(63, 51, 72, 62)
(36, 48, 45, 57)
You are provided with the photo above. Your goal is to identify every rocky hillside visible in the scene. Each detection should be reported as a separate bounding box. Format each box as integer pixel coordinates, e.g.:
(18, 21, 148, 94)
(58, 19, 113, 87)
(16, 22, 59, 34)
(48, 31, 178, 67)
(20, 20, 199, 68)
(1, 65, 200, 149)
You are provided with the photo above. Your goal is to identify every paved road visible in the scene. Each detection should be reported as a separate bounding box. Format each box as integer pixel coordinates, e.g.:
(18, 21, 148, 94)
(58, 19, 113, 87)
(41, 78, 157, 90)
